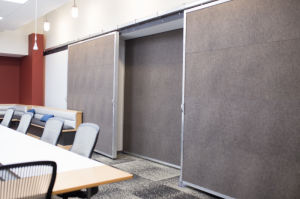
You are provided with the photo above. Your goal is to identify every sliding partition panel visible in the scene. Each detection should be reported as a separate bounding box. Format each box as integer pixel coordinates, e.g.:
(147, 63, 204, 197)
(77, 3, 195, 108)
(68, 32, 119, 158)
(124, 29, 183, 167)
(181, 0, 300, 198)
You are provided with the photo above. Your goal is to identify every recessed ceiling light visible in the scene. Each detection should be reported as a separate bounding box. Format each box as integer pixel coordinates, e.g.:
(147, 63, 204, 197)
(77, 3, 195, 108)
(4, 0, 28, 4)
(0, 17, 3, 21)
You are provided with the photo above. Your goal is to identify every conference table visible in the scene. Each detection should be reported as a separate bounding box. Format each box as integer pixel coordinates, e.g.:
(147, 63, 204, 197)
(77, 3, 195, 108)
(0, 125, 133, 198)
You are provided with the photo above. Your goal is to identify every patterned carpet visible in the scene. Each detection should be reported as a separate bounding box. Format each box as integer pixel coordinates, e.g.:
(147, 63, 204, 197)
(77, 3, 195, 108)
(53, 152, 219, 199)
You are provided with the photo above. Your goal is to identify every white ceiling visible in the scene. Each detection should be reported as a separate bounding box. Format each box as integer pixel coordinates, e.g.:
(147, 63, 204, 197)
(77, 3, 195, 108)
(0, 0, 72, 31)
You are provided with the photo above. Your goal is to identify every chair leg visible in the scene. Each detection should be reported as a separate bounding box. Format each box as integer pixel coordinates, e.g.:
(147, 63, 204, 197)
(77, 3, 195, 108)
(87, 188, 91, 199)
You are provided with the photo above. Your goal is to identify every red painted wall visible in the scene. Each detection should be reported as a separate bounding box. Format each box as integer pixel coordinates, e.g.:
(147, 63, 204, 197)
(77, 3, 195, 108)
(0, 34, 44, 105)
(31, 34, 44, 106)
(19, 44, 32, 104)
(20, 33, 44, 105)
(0, 56, 20, 104)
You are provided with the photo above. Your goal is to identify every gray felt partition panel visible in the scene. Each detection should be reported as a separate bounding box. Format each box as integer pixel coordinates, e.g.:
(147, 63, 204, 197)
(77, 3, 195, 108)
(68, 32, 119, 158)
(182, 0, 300, 198)
(124, 29, 183, 167)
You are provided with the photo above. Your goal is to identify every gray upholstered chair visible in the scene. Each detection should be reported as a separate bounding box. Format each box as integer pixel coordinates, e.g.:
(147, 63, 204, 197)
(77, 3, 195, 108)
(70, 123, 100, 158)
(0, 108, 15, 127)
(16, 112, 34, 134)
(40, 118, 64, 146)
(58, 123, 100, 199)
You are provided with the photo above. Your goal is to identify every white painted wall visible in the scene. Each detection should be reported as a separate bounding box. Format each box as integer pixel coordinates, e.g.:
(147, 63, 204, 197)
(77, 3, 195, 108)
(0, 17, 44, 56)
(44, 50, 68, 109)
(45, 0, 196, 49)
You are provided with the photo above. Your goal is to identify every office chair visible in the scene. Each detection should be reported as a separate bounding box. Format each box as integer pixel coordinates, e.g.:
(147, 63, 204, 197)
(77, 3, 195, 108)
(40, 118, 64, 146)
(16, 112, 34, 134)
(0, 107, 15, 127)
(0, 161, 57, 199)
(58, 123, 100, 199)
(70, 123, 100, 158)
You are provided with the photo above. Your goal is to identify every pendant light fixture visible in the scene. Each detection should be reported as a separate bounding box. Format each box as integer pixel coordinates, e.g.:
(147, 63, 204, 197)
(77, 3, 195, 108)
(33, 0, 38, 50)
(44, 14, 50, 31)
(71, 0, 78, 18)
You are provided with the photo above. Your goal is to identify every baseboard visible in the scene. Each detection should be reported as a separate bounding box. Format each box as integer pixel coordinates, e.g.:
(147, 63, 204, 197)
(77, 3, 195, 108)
(124, 151, 181, 169)
(93, 150, 115, 159)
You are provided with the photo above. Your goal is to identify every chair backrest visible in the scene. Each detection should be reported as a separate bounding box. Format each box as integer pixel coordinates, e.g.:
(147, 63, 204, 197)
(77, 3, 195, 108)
(40, 118, 64, 146)
(16, 112, 34, 134)
(70, 123, 100, 158)
(0, 108, 15, 127)
(0, 161, 57, 199)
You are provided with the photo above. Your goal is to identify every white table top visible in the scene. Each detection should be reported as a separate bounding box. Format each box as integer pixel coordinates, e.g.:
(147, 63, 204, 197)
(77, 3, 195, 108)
(0, 125, 104, 173)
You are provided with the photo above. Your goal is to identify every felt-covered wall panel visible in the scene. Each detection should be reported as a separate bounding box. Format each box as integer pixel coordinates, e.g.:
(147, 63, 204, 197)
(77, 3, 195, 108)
(124, 29, 183, 166)
(183, 0, 300, 198)
(68, 34, 115, 156)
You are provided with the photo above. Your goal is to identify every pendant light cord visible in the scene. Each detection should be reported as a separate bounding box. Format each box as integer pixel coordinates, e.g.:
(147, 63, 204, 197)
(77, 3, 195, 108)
(35, 0, 37, 41)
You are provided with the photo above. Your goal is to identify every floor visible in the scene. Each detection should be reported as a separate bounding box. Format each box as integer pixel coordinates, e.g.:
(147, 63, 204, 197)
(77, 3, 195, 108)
(53, 152, 219, 199)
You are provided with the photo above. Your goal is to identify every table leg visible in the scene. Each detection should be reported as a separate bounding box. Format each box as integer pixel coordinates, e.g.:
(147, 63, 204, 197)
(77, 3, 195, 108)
(87, 188, 91, 199)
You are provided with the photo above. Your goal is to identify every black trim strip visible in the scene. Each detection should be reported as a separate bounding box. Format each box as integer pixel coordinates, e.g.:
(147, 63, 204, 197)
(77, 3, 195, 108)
(43, 45, 68, 56)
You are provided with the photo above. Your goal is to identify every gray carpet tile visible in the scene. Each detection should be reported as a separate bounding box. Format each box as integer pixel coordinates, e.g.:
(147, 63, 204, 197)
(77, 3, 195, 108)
(171, 193, 208, 199)
(132, 184, 181, 199)
(158, 177, 215, 199)
(113, 159, 180, 182)
(92, 152, 139, 166)
(95, 174, 154, 192)
(53, 152, 218, 199)
(92, 188, 141, 199)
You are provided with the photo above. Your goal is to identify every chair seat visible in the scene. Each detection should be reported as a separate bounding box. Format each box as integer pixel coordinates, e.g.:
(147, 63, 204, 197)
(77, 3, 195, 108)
(31, 118, 74, 130)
